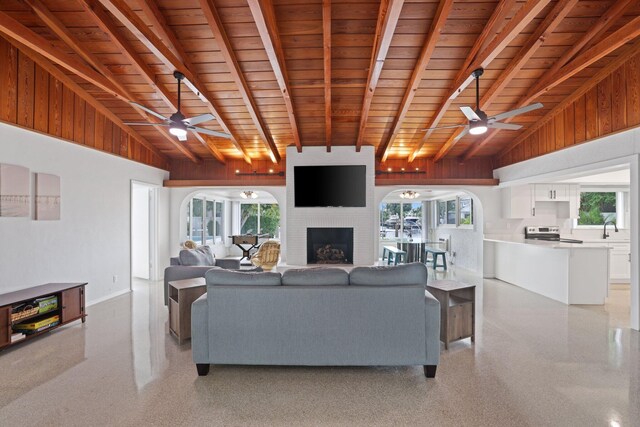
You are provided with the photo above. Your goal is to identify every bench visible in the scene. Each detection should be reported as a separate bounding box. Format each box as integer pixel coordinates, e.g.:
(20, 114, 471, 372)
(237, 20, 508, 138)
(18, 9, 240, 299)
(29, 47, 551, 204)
(382, 246, 407, 265)
(425, 247, 447, 270)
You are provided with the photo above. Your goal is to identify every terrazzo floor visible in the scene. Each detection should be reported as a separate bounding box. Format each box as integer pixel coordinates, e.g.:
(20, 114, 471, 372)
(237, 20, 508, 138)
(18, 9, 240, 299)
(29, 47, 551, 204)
(1, 269, 638, 426)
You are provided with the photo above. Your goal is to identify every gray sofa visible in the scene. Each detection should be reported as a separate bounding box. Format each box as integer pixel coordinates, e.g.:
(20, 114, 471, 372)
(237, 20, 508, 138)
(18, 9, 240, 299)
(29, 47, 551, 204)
(191, 263, 440, 378)
(163, 246, 243, 305)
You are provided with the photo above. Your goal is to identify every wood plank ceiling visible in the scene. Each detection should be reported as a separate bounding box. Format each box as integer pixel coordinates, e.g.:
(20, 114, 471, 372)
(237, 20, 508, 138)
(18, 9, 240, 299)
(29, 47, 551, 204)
(0, 0, 638, 167)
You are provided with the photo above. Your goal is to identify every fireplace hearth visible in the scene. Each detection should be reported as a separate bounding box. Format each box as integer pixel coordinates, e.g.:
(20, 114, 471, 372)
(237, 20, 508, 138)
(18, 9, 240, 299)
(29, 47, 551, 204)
(307, 228, 354, 264)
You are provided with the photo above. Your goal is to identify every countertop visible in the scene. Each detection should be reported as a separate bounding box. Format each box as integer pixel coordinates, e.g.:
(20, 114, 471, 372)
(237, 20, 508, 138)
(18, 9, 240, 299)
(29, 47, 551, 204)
(484, 236, 610, 250)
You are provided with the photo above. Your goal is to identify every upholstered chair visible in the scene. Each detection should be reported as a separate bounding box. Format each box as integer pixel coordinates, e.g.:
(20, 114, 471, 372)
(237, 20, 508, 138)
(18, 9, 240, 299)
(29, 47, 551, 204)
(251, 241, 281, 271)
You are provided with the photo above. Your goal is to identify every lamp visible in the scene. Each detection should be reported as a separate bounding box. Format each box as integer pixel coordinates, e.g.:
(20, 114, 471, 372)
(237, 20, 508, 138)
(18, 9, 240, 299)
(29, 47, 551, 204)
(168, 112, 188, 138)
(400, 190, 420, 199)
(240, 190, 258, 199)
(468, 120, 487, 135)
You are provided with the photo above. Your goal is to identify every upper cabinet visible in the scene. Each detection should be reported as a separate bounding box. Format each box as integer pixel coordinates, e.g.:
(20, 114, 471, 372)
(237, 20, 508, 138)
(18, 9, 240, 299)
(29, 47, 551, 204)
(502, 184, 580, 218)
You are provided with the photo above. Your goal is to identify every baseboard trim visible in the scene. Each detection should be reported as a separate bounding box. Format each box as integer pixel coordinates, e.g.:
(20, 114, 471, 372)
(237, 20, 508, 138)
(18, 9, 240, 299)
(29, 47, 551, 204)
(86, 288, 131, 307)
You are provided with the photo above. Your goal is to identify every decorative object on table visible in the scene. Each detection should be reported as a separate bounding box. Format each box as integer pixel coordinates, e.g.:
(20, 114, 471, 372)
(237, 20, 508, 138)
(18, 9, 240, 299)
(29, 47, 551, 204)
(251, 240, 281, 271)
(35, 173, 61, 220)
(400, 190, 420, 199)
(182, 240, 197, 249)
(0, 163, 30, 217)
(240, 190, 258, 199)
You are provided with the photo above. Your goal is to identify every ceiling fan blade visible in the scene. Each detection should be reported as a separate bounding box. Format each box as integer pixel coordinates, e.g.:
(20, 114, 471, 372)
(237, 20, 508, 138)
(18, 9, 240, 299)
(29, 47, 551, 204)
(123, 122, 169, 127)
(184, 113, 215, 126)
(489, 102, 543, 122)
(130, 102, 169, 122)
(421, 124, 466, 131)
(454, 126, 470, 141)
(190, 126, 232, 139)
(460, 106, 481, 121)
(488, 122, 522, 131)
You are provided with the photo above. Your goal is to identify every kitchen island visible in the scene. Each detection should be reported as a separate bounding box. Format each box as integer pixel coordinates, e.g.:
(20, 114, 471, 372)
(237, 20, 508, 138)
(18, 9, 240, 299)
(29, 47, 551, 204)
(483, 237, 610, 305)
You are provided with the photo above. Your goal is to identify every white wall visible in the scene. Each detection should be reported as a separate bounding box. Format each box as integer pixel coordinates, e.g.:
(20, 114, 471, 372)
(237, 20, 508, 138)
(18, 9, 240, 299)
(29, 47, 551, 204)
(131, 184, 150, 279)
(492, 128, 640, 331)
(0, 122, 169, 305)
(286, 146, 376, 266)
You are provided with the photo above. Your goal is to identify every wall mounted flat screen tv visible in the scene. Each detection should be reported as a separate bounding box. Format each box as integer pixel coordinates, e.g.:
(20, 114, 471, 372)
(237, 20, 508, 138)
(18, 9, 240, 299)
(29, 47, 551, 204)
(294, 165, 366, 207)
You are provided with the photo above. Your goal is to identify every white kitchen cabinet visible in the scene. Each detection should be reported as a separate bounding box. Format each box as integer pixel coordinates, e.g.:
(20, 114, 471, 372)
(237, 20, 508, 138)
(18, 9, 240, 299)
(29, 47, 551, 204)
(609, 242, 631, 283)
(534, 184, 571, 201)
(502, 185, 534, 218)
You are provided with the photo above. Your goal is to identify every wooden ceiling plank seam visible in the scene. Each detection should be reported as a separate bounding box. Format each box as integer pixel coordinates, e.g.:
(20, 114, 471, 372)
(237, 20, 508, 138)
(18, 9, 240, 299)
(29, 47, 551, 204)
(134, 0, 231, 163)
(461, 0, 637, 161)
(199, 0, 281, 164)
(434, 0, 579, 162)
(247, 0, 302, 153)
(1, 35, 168, 162)
(407, 0, 552, 163)
(376, 0, 455, 162)
(25, 0, 200, 163)
(323, 0, 331, 152)
(355, 0, 404, 151)
(497, 38, 640, 159)
(95, 0, 252, 163)
(0, 10, 126, 102)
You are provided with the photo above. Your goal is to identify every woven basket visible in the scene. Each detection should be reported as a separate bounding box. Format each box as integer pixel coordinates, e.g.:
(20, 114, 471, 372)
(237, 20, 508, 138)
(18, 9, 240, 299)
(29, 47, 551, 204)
(11, 306, 39, 322)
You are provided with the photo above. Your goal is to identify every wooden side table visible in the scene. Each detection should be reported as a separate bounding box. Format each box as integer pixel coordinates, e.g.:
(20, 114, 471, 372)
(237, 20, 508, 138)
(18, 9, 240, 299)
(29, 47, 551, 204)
(168, 277, 206, 344)
(426, 280, 475, 349)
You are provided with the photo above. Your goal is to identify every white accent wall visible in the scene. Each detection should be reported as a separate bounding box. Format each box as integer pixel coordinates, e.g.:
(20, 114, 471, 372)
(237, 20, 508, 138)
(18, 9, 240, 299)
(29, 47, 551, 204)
(0, 122, 169, 305)
(286, 146, 376, 266)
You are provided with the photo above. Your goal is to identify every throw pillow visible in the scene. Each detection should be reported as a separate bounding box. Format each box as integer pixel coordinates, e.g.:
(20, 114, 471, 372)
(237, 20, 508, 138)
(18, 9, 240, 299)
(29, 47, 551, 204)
(179, 245, 215, 266)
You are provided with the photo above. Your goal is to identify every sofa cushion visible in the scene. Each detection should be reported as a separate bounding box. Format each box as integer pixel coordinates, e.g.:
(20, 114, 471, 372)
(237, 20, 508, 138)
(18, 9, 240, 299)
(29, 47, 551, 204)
(179, 246, 215, 266)
(205, 269, 281, 286)
(282, 267, 349, 286)
(349, 262, 427, 286)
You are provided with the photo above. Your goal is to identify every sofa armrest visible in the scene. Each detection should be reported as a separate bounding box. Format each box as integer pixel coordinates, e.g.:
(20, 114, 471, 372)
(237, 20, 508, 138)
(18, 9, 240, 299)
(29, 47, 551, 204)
(215, 258, 241, 270)
(191, 293, 209, 364)
(424, 290, 441, 365)
(163, 266, 215, 306)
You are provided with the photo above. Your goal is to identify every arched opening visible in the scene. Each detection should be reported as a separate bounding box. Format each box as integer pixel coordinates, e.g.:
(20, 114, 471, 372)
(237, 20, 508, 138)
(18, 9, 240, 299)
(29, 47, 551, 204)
(375, 186, 486, 279)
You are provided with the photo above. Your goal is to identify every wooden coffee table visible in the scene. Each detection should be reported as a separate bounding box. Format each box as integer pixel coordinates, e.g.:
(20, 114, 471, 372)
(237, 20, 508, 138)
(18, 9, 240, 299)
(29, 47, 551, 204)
(426, 280, 475, 349)
(168, 277, 206, 344)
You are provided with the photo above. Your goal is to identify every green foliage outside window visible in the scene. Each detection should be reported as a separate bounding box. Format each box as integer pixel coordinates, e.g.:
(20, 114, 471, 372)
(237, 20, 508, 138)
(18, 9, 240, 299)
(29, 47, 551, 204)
(241, 203, 280, 237)
(578, 192, 616, 225)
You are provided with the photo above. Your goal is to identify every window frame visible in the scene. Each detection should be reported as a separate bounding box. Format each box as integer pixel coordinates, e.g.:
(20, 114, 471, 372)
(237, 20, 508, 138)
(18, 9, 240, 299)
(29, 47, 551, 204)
(239, 202, 281, 238)
(186, 196, 224, 245)
(573, 189, 628, 229)
(436, 196, 474, 229)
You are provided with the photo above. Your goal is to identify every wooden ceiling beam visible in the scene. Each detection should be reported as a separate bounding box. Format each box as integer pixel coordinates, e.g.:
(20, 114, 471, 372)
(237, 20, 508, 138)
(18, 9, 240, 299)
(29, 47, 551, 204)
(323, 0, 331, 152)
(408, 0, 551, 163)
(191, 132, 225, 164)
(355, 0, 404, 151)
(94, 0, 252, 164)
(247, 0, 302, 153)
(0, 10, 125, 101)
(462, 0, 636, 161)
(25, 0, 200, 163)
(498, 38, 640, 159)
(434, 0, 577, 162)
(199, 0, 281, 164)
(1, 35, 167, 162)
(377, 0, 454, 161)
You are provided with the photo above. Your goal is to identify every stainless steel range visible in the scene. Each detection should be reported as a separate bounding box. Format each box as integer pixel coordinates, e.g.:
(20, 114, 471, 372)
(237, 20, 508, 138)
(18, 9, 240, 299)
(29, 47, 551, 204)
(524, 226, 583, 244)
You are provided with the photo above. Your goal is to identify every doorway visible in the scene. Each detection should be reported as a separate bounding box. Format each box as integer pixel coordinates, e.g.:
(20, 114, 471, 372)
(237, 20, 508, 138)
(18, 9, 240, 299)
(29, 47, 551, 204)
(131, 181, 158, 282)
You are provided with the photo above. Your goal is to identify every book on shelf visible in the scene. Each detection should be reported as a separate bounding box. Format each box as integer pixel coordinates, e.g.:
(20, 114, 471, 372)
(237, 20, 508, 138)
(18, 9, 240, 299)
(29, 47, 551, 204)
(11, 333, 26, 343)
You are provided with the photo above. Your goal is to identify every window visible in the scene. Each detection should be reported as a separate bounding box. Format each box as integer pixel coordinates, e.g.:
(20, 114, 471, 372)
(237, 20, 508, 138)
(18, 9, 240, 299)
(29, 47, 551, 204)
(578, 192, 616, 225)
(459, 197, 473, 225)
(240, 203, 281, 238)
(437, 196, 473, 227)
(379, 202, 422, 240)
(186, 196, 224, 244)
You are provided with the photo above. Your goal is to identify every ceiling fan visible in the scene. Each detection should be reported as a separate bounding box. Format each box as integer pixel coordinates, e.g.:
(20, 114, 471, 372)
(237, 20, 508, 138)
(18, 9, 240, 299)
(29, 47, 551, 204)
(423, 68, 543, 139)
(125, 71, 231, 141)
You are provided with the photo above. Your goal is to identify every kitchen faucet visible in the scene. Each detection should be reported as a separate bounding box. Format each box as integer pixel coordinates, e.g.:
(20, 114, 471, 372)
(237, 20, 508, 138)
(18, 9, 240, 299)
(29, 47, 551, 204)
(603, 220, 618, 239)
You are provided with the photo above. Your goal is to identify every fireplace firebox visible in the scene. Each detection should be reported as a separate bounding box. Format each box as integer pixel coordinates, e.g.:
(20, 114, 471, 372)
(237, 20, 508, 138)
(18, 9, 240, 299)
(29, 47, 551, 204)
(307, 228, 354, 264)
